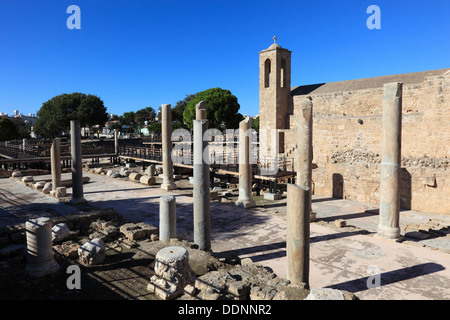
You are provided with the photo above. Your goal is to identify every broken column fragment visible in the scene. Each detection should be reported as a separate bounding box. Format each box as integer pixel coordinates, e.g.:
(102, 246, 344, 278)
(50, 138, 61, 191)
(70, 120, 86, 204)
(25, 217, 60, 277)
(147, 246, 195, 300)
(286, 183, 310, 288)
(159, 195, 177, 242)
(235, 117, 256, 208)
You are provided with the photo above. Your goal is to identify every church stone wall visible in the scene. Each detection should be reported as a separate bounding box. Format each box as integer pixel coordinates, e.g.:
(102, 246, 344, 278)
(286, 71, 449, 214)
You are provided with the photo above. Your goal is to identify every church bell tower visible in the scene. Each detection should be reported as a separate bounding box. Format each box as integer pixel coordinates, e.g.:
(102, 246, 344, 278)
(259, 36, 291, 154)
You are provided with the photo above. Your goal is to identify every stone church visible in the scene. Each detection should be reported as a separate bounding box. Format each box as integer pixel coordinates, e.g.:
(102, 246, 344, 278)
(258, 38, 449, 214)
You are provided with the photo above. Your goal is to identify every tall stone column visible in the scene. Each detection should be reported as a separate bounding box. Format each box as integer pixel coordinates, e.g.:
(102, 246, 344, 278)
(50, 138, 61, 191)
(160, 104, 176, 191)
(70, 120, 85, 203)
(377, 82, 403, 240)
(159, 195, 177, 242)
(114, 129, 119, 155)
(25, 217, 59, 277)
(193, 101, 211, 251)
(286, 183, 310, 288)
(296, 97, 316, 221)
(235, 117, 256, 208)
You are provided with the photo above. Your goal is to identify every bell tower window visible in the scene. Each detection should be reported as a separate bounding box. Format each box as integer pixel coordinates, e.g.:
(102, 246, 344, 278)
(264, 59, 271, 88)
(280, 58, 286, 88)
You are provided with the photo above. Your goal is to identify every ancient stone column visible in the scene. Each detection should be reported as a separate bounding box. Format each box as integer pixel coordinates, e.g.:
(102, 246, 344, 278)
(377, 82, 403, 240)
(286, 183, 310, 288)
(296, 97, 316, 221)
(70, 120, 85, 203)
(160, 104, 176, 191)
(147, 246, 195, 300)
(25, 217, 60, 277)
(193, 101, 211, 251)
(236, 117, 256, 208)
(159, 195, 176, 242)
(50, 138, 61, 191)
(114, 129, 119, 155)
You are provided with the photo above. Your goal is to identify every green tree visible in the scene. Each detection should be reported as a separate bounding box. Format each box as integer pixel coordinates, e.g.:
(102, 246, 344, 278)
(0, 118, 19, 141)
(134, 107, 156, 126)
(251, 115, 260, 133)
(183, 87, 243, 129)
(34, 93, 108, 137)
(172, 93, 197, 127)
(119, 111, 136, 127)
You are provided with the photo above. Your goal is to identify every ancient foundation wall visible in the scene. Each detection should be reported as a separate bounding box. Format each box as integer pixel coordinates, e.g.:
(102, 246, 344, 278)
(286, 71, 449, 214)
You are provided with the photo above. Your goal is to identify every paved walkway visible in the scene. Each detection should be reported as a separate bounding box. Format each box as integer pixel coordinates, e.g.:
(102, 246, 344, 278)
(1, 171, 449, 300)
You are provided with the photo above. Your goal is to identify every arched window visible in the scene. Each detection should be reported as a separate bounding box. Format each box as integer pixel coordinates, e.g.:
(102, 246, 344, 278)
(264, 59, 271, 88)
(280, 58, 286, 88)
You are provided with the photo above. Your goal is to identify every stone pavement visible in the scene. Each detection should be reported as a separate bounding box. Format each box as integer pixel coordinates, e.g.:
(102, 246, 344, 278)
(1, 171, 449, 300)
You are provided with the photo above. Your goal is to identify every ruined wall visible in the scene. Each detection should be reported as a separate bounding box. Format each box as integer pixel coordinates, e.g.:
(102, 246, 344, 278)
(286, 70, 449, 214)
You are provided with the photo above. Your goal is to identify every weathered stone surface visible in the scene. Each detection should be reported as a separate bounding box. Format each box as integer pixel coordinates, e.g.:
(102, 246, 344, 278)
(120, 222, 157, 241)
(34, 181, 46, 189)
(129, 172, 142, 181)
(263, 192, 282, 200)
(25, 217, 59, 277)
(52, 223, 70, 242)
(304, 288, 345, 300)
(22, 176, 34, 183)
(53, 186, 66, 198)
(78, 238, 106, 266)
(42, 182, 52, 194)
(147, 246, 195, 300)
(140, 175, 156, 185)
(193, 262, 294, 300)
(11, 171, 23, 178)
(335, 219, 347, 228)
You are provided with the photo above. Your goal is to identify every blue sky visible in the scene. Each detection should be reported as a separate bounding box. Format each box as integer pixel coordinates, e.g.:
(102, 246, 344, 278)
(0, 0, 448, 118)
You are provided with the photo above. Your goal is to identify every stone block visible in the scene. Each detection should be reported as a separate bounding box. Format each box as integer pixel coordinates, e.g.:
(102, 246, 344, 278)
(42, 182, 52, 194)
(129, 172, 142, 181)
(34, 181, 46, 189)
(52, 223, 70, 242)
(120, 222, 157, 241)
(210, 191, 218, 200)
(304, 288, 345, 300)
(55, 187, 66, 197)
(140, 175, 156, 185)
(22, 176, 34, 183)
(147, 246, 195, 300)
(263, 192, 282, 200)
(78, 238, 106, 266)
(11, 171, 23, 178)
(335, 219, 347, 228)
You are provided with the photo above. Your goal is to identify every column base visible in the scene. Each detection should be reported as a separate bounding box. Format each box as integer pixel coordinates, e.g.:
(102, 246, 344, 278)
(376, 223, 401, 240)
(26, 259, 59, 277)
(70, 197, 87, 204)
(235, 199, 256, 209)
(161, 183, 177, 191)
